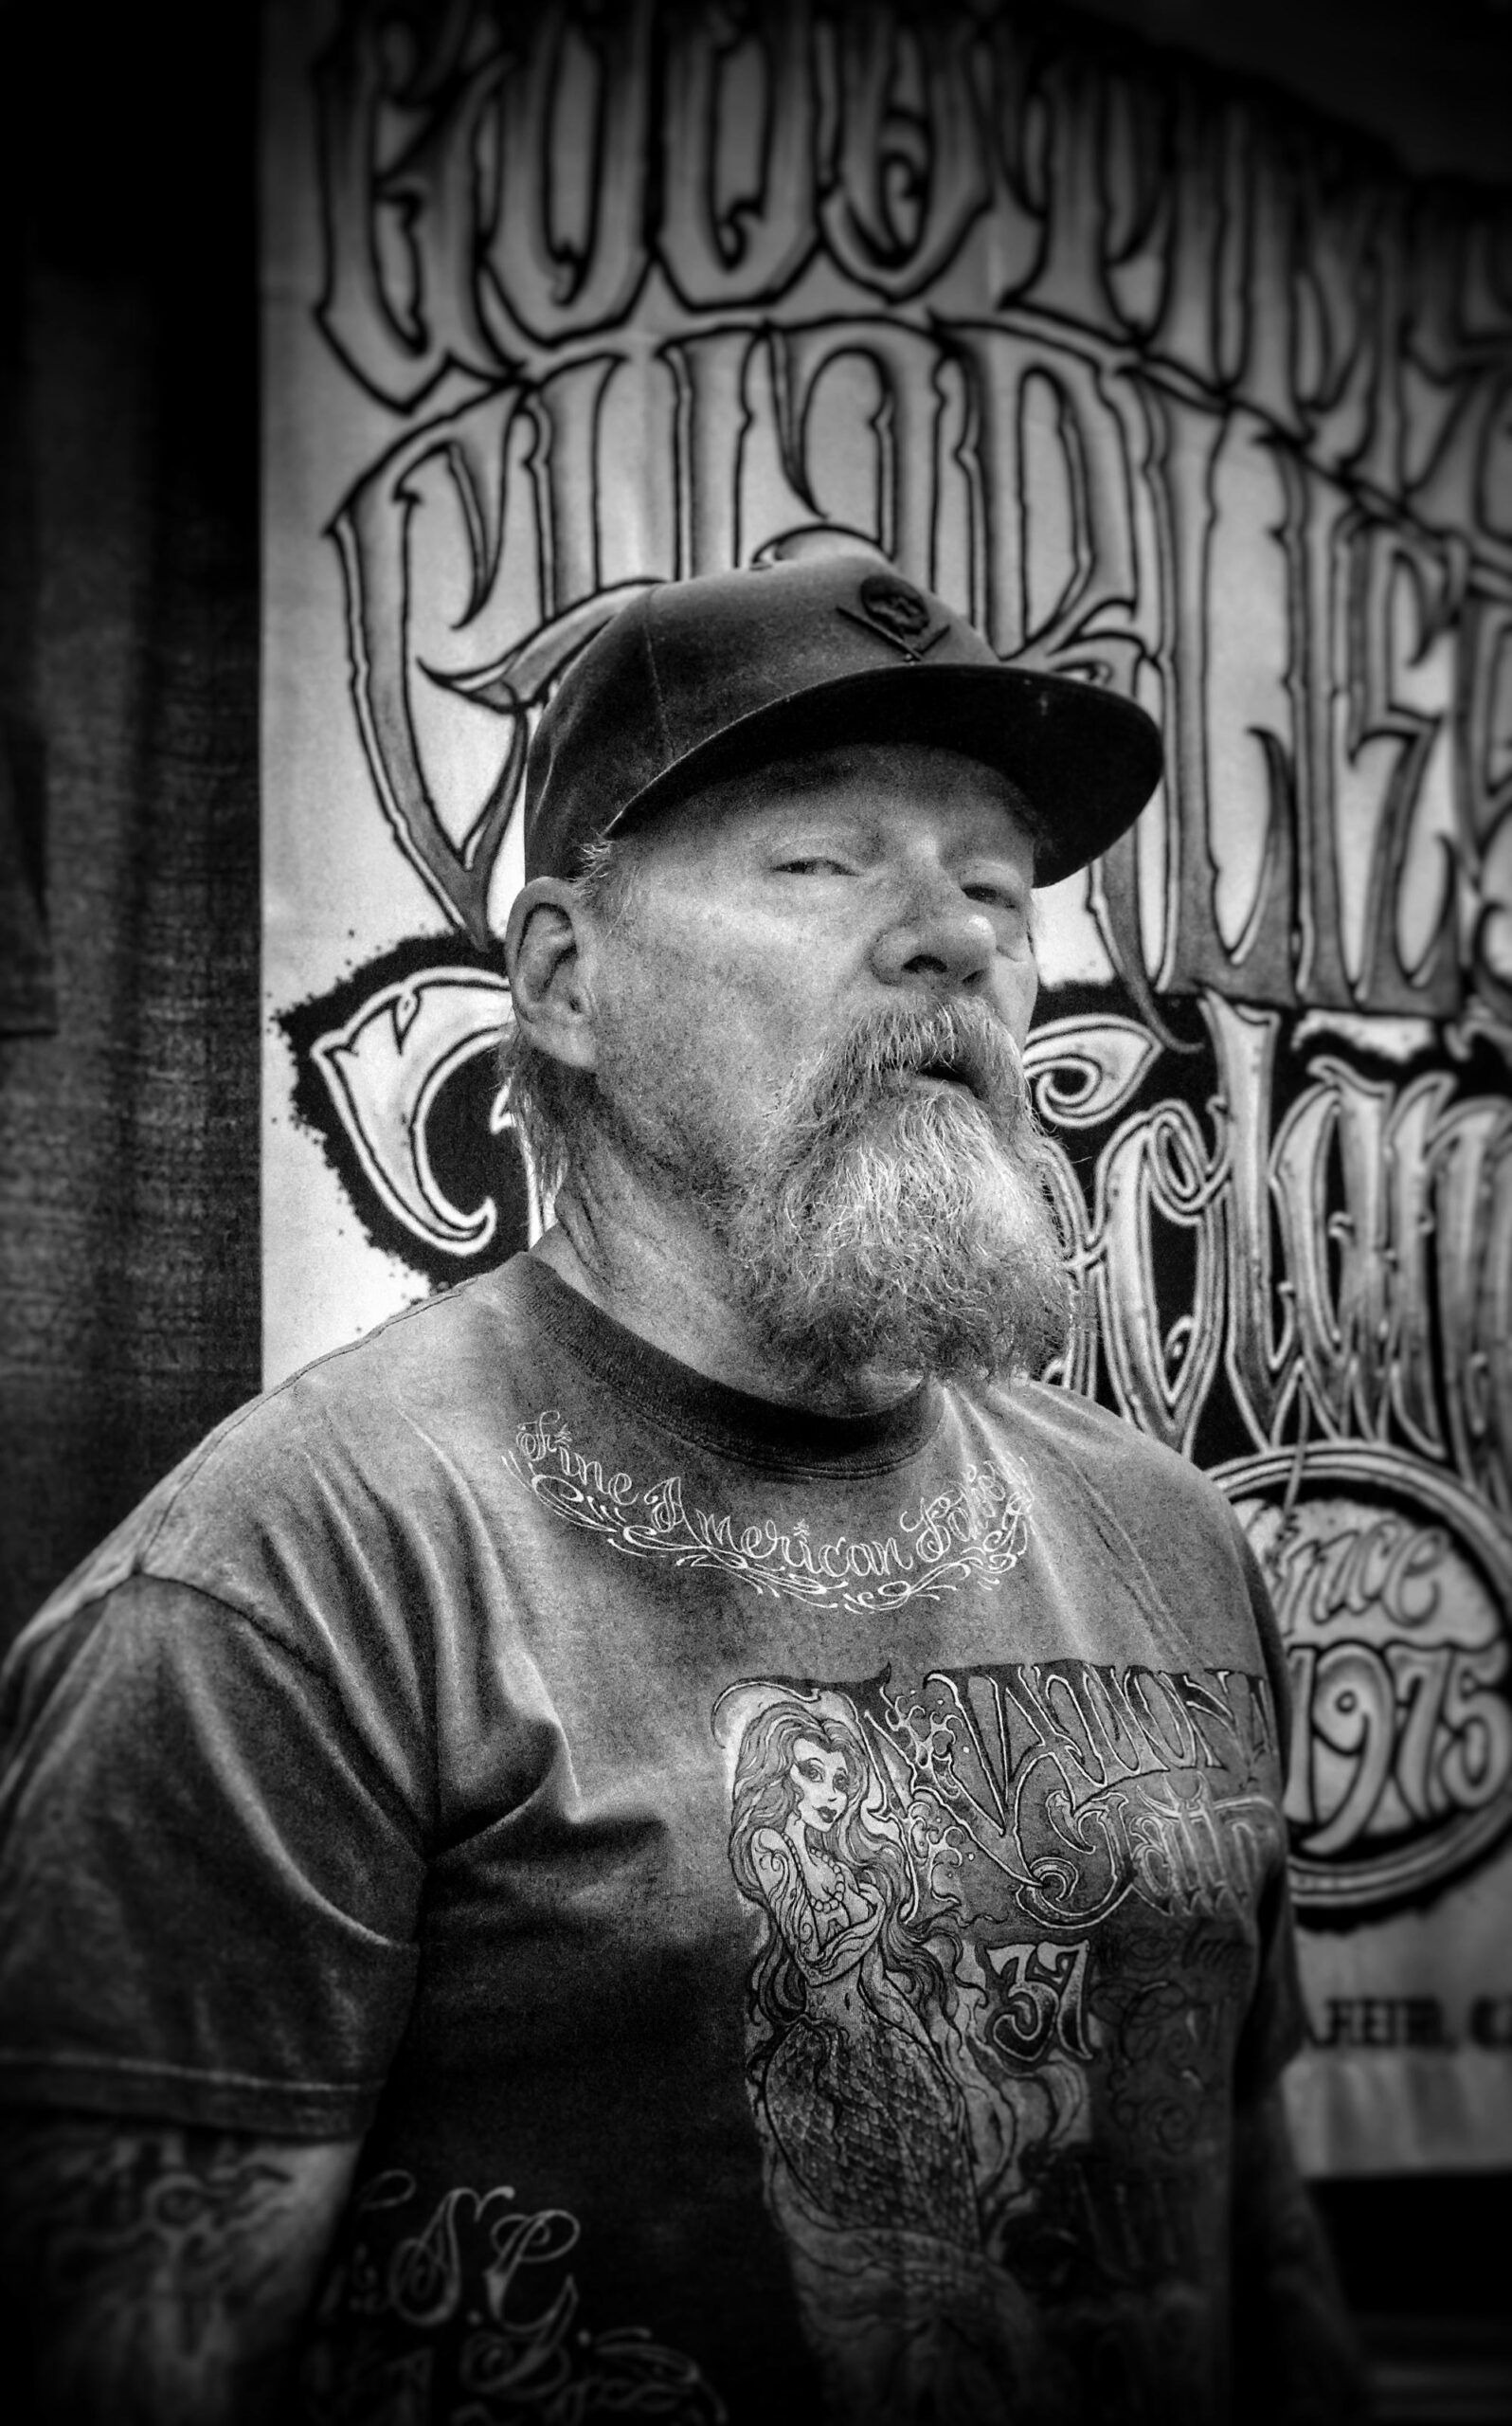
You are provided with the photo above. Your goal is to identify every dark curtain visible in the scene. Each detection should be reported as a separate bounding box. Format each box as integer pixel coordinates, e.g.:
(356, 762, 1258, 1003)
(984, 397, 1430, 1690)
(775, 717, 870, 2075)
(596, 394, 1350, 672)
(0, 1, 261, 1644)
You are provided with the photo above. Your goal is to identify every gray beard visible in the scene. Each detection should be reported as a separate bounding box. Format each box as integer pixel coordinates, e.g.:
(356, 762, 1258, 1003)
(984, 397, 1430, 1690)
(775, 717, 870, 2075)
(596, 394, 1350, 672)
(697, 1001, 1073, 1388)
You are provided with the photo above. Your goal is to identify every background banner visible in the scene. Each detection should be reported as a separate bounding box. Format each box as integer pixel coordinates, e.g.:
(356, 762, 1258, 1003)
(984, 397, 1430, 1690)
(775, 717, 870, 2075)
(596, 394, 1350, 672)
(261, 0, 1512, 2175)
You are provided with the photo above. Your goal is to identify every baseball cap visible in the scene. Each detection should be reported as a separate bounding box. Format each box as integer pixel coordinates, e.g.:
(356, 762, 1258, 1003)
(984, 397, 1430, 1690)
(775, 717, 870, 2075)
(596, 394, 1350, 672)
(521, 555, 1161, 887)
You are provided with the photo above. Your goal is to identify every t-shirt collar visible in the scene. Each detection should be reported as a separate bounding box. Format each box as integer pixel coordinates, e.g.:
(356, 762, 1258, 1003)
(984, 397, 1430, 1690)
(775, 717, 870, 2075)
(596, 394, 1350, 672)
(513, 1256, 943, 1476)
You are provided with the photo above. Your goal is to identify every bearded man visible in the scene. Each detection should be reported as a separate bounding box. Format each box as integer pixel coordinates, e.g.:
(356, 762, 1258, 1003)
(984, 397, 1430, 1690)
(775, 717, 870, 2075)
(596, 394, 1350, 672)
(0, 555, 1361, 2425)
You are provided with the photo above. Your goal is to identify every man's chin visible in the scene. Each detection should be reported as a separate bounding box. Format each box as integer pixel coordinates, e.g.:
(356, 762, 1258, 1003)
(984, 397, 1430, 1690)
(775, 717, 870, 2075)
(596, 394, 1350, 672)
(728, 1176, 1074, 1389)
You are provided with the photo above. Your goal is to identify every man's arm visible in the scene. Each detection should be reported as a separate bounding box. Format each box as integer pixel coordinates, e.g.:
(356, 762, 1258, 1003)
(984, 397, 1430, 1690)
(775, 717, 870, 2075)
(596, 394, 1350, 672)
(1232, 2085, 1368, 2426)
(0, 2110, 361, 2426)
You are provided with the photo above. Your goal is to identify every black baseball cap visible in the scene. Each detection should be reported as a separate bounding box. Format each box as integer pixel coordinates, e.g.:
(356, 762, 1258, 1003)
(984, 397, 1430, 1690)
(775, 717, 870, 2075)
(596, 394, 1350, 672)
(521, 555, 1161, 887)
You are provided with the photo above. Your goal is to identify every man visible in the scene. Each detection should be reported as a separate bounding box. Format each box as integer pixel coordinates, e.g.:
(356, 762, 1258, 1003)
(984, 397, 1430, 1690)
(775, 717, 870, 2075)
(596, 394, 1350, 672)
(0, 554, 1361, 2424)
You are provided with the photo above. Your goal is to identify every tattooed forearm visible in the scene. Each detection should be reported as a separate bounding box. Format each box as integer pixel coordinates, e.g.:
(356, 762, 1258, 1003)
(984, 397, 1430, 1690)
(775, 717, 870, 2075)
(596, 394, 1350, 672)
(0, 2111, 359, 2424)
(1232, 2090, 1368, 2426)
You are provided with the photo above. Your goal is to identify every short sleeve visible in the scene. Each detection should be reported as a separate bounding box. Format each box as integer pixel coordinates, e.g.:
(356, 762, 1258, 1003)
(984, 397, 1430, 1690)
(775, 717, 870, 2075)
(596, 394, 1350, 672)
(1227, 1516, 1307, 2100)
(1233, 1846, 1306, 2101)
(0, 1575, 425, 2138)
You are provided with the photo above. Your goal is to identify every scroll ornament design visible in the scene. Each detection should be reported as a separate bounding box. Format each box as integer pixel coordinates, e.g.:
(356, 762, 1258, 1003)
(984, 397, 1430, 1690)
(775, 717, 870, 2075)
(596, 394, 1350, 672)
(501, 1410, 1034, 1615)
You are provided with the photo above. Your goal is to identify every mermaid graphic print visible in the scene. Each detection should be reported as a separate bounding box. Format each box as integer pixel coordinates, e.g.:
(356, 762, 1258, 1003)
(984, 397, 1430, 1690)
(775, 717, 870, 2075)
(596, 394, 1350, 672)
(716, 1682, 1085, 2426)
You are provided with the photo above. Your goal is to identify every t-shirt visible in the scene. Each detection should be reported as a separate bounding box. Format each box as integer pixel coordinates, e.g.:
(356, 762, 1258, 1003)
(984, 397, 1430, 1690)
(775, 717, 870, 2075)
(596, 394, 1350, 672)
(0, 1256, 1300, 2426)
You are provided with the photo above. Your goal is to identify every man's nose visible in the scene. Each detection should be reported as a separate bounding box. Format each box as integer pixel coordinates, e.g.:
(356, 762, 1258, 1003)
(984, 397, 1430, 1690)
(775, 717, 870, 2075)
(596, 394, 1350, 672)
(870, 883, 998, 993)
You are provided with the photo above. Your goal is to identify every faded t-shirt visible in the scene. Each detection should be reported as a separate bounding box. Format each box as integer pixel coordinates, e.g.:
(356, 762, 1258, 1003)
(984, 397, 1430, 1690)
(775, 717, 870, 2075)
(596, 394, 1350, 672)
(0, 1257, 1300, 2425)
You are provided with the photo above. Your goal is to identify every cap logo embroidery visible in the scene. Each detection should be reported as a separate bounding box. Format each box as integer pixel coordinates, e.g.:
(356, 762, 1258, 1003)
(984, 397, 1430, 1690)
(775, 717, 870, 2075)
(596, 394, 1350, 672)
(837, 571, 951, 661)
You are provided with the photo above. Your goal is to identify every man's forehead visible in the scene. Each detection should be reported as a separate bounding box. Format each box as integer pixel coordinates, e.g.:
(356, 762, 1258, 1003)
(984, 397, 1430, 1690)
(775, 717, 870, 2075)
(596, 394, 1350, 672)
(648, 739, 1041, 852)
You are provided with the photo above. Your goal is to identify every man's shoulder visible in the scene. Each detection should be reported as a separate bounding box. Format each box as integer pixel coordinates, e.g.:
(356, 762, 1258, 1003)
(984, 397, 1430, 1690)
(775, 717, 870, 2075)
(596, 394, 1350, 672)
(22, 1262, 544, 1643)
(276, 1255, 535, 1403)
(173, 1259, 535, 1494)
(969, 1380, 1285, 1687)
(1004, 1376, 1219, 1484)
(984, 1377, 1250, 1566)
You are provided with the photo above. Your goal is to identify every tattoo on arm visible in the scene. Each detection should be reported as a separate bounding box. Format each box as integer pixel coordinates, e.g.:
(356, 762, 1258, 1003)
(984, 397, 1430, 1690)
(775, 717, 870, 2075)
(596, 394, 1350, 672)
(0, 2111, 359, 2425)
(1232, 2089, 1369, 2426)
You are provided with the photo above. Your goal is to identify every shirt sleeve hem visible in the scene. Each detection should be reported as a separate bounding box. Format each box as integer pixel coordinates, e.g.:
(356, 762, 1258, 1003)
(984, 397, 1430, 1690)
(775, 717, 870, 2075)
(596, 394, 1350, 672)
(1235, 2002, 1309, 2098)
(0, 2050, 382, 2142)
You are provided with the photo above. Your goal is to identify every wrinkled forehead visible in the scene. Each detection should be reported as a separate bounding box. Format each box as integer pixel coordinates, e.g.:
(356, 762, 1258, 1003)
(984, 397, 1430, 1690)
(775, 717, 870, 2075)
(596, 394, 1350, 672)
(621, 738, 1042, 869)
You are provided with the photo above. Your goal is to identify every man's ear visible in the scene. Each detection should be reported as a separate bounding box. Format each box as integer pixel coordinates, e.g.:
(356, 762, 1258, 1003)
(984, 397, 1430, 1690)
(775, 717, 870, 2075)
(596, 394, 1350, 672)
(504, 878, 600, 1073)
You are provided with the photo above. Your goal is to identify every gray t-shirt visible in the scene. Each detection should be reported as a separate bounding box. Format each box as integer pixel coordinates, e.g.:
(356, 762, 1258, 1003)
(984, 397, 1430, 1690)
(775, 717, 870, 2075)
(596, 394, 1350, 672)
(0, 1256, 1300, 2424)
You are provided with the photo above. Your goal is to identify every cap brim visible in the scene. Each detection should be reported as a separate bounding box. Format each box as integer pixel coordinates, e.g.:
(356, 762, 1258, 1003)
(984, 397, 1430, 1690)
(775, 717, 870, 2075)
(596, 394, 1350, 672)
(603, 662, 1161, 887)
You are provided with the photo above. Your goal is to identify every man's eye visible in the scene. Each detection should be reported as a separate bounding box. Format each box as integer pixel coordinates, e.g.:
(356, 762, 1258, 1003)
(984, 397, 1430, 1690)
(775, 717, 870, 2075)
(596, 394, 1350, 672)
(965, 885, 1035, 947)
(775, 857, 848, 876)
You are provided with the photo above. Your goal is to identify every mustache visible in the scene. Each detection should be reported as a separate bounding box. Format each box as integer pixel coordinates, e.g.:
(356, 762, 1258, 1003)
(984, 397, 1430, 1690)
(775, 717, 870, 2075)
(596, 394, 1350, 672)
(788, 999, 1031, 1139)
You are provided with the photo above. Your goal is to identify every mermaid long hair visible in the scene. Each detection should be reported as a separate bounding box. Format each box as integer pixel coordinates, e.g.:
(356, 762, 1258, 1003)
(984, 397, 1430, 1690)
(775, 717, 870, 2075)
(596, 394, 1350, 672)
(728, 1696, 961, 2052)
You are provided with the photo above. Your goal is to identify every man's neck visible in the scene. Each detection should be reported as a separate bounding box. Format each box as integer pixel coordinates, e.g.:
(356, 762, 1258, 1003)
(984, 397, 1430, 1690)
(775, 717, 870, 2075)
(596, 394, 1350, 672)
(529, 1186, 916, 1418)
